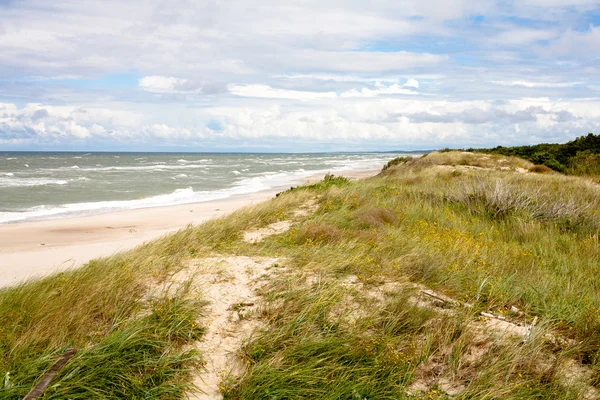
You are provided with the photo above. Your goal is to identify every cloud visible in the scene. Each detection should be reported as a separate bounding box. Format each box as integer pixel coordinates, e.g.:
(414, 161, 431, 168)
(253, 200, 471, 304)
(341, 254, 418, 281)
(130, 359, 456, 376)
(3, 95, 595, 150)
(541, 25, 600, 57)
(228, 84, 337, 100)
(1, 1, 600, 150)
(228, 79, 421, 100)
(399, 105, 579, 125)
(340, 80, 420, 98)
(139, 76, 188, 93)
(494, 27, 558, 45)
(491, 80, 582, 88)
(139, 76, 228, 95)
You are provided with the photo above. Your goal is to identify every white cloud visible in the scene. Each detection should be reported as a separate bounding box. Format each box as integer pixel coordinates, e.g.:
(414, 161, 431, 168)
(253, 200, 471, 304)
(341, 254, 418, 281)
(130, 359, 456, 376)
(2, 95, 599, 149)
(228, 84, 337, 100)
(340, 80, 420, 98)
(404, 78, 420, 88)
(139, 76, 188, 93)
(541, 25, 600, 57)
(491, 80, 582, 88)
(277, 74, 443, 83)
(495, 28, 558, 45)
(228, 79, 421, 100)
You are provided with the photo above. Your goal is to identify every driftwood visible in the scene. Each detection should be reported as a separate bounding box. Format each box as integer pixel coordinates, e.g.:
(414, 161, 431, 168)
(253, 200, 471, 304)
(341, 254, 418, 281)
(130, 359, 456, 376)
(420, 290, 457, 305)
(23, 348, 77, 400)
(420, 290, 472, 308)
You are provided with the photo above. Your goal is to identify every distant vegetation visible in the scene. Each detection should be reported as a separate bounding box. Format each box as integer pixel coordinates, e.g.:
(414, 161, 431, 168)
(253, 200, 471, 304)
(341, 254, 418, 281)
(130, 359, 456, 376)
(469, 133, 600, 176)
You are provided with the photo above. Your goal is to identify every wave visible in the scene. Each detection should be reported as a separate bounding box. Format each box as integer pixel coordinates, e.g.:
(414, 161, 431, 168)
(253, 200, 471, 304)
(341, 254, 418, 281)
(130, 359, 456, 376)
(3, 173, 14, 177)
(0, 168, 320, 223)
(0, 154, 404, 224)
(45, 164, 208, 172)
(0, 177, 69, 188)
(0, 187, 224, 224)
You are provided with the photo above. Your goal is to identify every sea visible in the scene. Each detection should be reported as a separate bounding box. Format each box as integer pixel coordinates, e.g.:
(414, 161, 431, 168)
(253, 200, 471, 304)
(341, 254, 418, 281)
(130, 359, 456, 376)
(0, 152, 413, 224)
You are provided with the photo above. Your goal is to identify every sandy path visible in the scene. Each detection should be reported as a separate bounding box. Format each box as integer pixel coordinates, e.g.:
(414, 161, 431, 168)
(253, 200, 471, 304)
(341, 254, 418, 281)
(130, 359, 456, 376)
(0, 168, 377, 288)
(184, 256, 280, 399)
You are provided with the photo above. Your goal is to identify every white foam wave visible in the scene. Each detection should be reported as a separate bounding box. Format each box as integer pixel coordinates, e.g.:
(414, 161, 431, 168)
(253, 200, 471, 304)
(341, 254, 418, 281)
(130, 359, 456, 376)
(88, 164, 206, 172)
(0, 169, 315, 223)
(47, 164, 207, 172)
(6, 158, 16, 160)
(0, 177, 69, 188)
(231, 170, 241, 175)
(0, 187, 226, 224)
(3, 173, 14, 177)
(0, 154, 406, 224)
(171, 174, 188, 180)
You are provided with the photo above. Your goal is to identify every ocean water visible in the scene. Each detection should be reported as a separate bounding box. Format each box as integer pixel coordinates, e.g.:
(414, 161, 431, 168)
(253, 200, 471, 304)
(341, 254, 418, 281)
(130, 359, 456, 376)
(0, 152, 412, 224)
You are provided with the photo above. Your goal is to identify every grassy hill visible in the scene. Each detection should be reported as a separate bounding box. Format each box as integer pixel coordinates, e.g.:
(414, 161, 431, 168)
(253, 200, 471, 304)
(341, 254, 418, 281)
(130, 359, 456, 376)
(469, 133, 600, 176)
(2, 151, 600, 399)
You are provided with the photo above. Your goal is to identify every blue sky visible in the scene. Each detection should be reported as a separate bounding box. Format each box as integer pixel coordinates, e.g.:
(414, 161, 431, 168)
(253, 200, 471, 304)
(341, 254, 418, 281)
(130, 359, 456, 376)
(1, 0, 600, 151)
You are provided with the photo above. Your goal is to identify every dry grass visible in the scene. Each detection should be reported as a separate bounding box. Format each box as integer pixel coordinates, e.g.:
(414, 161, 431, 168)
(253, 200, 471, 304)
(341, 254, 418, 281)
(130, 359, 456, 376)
(529, 164, 555, 174)
(380, 151, 534, 173)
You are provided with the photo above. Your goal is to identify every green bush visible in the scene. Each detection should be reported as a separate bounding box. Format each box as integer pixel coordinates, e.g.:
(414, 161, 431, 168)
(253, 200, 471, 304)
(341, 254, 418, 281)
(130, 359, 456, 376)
(381, 156, 413, 171)
(567, 150, 600, 176)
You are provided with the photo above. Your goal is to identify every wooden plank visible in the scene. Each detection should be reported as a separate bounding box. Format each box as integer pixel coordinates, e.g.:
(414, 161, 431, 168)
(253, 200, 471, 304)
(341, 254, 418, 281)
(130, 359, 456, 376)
(23, 348, 77, 400)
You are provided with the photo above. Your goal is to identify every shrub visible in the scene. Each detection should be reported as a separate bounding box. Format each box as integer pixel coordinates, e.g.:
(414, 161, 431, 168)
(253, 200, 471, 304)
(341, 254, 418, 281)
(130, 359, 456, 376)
(382, 157, 413, 171)
(295, 223, 342, 244)
(448, 178, 593, 227)
(448, 179, 536, 219)
(353, 207, 399, 228)
(567, 150, 600, 176)
(528, 165, 553, 174)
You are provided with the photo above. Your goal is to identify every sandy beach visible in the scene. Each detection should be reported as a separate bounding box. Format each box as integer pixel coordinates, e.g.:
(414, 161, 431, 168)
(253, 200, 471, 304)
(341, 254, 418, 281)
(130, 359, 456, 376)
(0, 168, 378, 288)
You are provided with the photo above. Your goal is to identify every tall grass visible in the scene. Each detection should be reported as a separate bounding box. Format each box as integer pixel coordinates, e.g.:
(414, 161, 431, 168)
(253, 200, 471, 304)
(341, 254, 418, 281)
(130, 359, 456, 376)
(0, 240, 205, 398)
(221, 153, 600, 398)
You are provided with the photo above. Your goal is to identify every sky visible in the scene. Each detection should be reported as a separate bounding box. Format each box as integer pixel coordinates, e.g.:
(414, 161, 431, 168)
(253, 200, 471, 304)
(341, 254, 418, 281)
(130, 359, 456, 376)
(1, 0, 600, 152)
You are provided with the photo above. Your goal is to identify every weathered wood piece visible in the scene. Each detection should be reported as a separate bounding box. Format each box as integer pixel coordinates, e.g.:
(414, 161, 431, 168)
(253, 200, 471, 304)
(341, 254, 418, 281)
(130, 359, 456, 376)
(23, 348, 77, 400)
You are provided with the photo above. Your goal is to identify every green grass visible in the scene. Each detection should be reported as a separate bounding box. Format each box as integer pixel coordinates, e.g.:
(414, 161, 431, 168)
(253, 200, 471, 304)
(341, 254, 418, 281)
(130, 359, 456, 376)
(2, 151, 600, 398)
(0, 237, 206, 399)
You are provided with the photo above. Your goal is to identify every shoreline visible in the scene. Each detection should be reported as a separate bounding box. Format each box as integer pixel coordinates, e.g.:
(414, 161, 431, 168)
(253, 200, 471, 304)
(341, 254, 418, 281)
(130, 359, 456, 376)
(0, 168, 378, 288)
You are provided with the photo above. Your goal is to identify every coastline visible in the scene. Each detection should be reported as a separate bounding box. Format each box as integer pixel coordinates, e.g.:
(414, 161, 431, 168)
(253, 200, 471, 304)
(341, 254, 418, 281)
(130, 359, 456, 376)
(0, 168, 378, 288)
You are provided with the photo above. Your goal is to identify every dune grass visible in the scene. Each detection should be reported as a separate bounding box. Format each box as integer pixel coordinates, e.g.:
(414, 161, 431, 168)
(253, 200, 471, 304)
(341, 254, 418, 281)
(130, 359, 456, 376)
(2, 150, 600, 398)
(222, 152, 600, 398)
(0, 237, 206, 399)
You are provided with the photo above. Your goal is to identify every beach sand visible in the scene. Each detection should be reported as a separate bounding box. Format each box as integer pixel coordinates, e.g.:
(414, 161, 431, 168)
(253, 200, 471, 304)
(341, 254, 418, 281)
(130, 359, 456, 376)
(0, 168, 378, 288)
